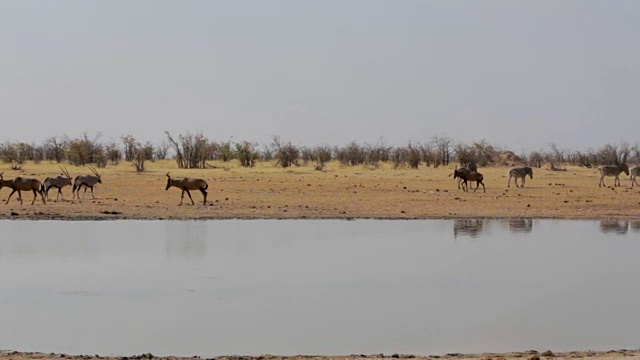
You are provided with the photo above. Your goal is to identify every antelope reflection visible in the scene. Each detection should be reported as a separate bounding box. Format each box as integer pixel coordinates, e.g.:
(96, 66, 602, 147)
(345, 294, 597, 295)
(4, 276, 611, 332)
(630, 222, 640, 233)
(453, 219, 485, 238)
(599, 221, 629, 235)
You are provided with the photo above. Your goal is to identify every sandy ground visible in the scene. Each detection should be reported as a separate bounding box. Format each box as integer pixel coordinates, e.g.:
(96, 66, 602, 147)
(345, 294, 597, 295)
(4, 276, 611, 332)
(0, 160, 639, 220)
(1, 350, 639, 360)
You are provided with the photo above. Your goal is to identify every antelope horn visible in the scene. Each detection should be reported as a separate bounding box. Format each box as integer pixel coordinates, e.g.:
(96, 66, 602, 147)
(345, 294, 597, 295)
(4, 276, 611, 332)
(88, 165, 100, 176)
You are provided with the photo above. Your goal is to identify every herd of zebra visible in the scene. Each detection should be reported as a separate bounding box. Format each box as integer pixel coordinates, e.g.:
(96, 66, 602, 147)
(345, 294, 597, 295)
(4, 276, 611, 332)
(453, 163, 640, 192)
(0, 163, 639, 206)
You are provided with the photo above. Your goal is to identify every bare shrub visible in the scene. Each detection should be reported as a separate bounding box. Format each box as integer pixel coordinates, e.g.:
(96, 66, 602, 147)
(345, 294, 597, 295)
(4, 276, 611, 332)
(67, 133, 104, 167)
(271, 136, 299, 168)
(106, 142, 122, 165)
(154, 141, 170, 160)
(406, 143, 422, 169)
(527, 151, 545, 168)
(44, 136, 68, 163)
(165, 131, 211, 169)
(391, 147, 406, 169)
(432, 134, 453, 166)
(236, 141, 259, 168)
(312, 145, 332, 170)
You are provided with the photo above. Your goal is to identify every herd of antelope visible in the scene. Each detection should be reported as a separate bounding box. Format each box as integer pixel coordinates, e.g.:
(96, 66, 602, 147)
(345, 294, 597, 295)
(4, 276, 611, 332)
(0, 162, 638, 206)
(0, 165, 102, 205)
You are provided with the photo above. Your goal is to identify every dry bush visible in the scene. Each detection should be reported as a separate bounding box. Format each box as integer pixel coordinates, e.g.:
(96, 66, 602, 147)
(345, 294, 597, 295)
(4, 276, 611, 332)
(236, 141, 259, 168)
(312, 145, 332, 171)
(165, 131, 212, 169)
(271, 136, 299, 168)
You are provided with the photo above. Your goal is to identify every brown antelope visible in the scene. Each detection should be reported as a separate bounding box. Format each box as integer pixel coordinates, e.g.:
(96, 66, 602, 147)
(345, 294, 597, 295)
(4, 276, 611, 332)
(43, 167, 73, 201)
(453, 168, 486, 193)
(0, 172, 47, 205)
(73, 165, 102, 199)
(165, 173, 208, 205)
(450, 164, 478, 189)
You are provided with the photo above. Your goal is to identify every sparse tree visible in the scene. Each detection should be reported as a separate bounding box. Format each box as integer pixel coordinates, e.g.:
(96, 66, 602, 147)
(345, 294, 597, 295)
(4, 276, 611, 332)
(271, 136, 299, 168)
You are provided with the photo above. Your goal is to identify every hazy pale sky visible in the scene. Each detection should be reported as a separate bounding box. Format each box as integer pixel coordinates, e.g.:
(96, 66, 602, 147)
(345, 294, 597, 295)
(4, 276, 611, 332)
(1, 1, 639, 152)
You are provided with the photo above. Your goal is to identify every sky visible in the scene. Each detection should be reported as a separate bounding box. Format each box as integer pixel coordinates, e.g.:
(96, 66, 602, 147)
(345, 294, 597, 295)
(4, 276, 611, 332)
(1, 1, 639, 153)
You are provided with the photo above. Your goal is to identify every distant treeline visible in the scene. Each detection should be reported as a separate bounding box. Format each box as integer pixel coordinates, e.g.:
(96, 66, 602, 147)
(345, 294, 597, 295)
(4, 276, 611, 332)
(1, 132, 639, 172)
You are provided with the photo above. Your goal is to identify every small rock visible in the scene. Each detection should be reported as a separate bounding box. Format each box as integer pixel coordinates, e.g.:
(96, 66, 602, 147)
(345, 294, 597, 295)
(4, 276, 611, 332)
(541, 351, 555, 357)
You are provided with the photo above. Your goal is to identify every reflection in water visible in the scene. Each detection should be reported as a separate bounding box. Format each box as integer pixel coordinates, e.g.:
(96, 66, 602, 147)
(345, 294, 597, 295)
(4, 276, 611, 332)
(506, 219, 533, 233)
(599, 221, 629, 235)
(630, 222, 640, 233)
(165, 221, 208, 258)
(1, 219, 640, 356)
(453, 219, 485, 238)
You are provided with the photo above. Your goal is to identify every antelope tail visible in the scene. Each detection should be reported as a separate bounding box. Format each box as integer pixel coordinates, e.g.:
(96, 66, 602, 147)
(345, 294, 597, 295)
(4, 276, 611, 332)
(203, 183, 209, 191)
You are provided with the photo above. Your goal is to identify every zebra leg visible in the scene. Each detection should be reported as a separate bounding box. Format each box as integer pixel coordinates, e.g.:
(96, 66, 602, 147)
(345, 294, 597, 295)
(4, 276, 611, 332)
(507, 175, 511, 188)
(521, 177, 526, 187)
(599, 175, 605, 187)
(614, 176, 620, 187)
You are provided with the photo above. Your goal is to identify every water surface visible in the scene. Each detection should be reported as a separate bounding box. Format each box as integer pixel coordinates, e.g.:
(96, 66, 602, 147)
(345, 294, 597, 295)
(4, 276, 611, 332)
(0, 220, 639, 356)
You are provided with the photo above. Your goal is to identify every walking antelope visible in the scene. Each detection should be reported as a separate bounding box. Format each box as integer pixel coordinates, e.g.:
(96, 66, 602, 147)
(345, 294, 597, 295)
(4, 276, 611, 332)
(450, 164, 478, 189)
(453, 168, 486, 193)
(507, 167, 533, 188)
(630, 166, 640, 187)
(0, 173, 46, 205)
(73, 165, 102, 199)
(43, 167, 73, 201)
(598, 163, 629, 187)
(165, 173, 208, 205)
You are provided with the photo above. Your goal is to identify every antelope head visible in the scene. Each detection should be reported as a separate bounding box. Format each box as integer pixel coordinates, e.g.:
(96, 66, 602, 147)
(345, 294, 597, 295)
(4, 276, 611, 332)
(60, 166, 72, 185)
(88, 165, 102, 183)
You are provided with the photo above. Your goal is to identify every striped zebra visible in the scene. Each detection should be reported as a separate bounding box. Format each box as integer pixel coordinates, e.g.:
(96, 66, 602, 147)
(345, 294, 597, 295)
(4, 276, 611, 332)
(507, 167, 533, 188)
(630, 166, 640, 187)
(598, 163, 629, 187)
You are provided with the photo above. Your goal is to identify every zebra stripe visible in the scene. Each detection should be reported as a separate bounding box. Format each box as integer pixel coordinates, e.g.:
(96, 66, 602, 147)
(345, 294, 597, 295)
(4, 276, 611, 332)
(598, 163, 629, 187)
(507, 167, 533, 188)
(630, 166, 640, 187)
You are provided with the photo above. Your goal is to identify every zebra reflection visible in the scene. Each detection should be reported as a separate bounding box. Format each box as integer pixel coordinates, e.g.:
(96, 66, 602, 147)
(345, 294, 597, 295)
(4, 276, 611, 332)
(453, 219, 485, 238)
(599, 221, 629, 235)
(507, 219, 533, 233)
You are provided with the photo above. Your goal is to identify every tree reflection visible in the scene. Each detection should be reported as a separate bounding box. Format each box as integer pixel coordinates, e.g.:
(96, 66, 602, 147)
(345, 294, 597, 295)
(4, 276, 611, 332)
(453, 219, 485, 238)
(599, 221, 629, 235)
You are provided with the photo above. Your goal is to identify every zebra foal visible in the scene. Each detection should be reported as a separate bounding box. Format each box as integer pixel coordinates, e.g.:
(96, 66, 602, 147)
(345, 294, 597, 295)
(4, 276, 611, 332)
(598, 164, 629, 187)
(507, 167, 533, 188)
